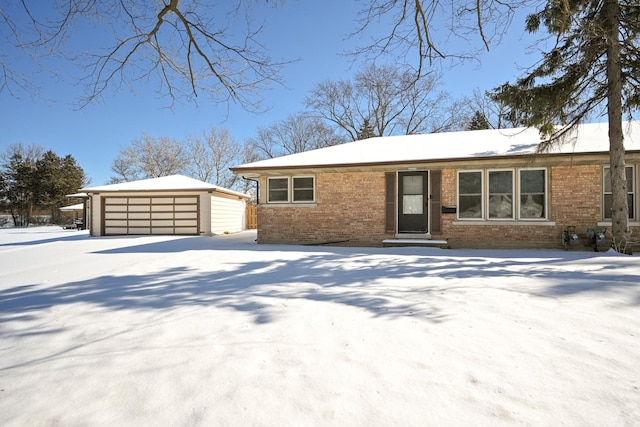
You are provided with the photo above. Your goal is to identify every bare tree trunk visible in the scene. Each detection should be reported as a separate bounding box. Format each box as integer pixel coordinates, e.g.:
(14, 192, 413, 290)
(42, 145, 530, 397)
(605, 0, 631, 253)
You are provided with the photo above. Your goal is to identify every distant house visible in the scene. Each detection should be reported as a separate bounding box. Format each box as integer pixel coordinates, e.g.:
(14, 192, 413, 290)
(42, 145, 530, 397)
(80, 175, 250, 236)
(230, 122, 640, 249)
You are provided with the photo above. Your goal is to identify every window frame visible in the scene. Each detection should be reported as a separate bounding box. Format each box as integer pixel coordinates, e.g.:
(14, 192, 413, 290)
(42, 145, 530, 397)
(267, 177, 290, 204)
(266, 175, 316, 204)
(457, 170, 484, 220)
(602, 165, 635, 220)
(487, 169, 515, 220)
(518, 168, 548, 220)
(292, 176, 315, 203)
(457, 168, 549, 221)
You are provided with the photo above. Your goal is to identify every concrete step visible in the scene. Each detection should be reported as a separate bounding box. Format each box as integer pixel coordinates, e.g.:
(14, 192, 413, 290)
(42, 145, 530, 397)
(382, 238, 448, 248)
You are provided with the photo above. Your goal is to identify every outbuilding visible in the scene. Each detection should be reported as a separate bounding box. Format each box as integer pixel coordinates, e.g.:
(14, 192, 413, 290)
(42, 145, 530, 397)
(80, 175, 250, 236)
(231, 121, 640, 249)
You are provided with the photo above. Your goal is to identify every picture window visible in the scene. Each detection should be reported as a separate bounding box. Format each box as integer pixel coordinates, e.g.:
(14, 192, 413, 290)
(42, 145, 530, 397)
(457, 168, 547, 220)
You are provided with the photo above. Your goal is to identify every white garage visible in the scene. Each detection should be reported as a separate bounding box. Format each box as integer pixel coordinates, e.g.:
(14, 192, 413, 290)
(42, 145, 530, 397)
(80, 175, 250, 236)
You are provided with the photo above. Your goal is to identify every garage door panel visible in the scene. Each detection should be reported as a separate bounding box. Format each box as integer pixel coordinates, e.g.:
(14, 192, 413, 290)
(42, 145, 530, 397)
(106, 219, 130, 226)
(129, 198, 151, 204)
(175, 219, 198, 226)
(104, 227, 128, 234)
(129, 205, 151, 212)
(152, 212, 174, 219)
(175, 212, 197, 219)
(174, 227, 198, 234)
(105, 212, 128, 219)
(102, 196, 199, 235)
(175, 204, 196, 212)
(128, 212, 151, 220)
(175, 197, 198, 204)
(106, 205, 128, 212)
(128, 227, 152, 234)
(105, 198, 128, 204)
(152, 197, 174, 204)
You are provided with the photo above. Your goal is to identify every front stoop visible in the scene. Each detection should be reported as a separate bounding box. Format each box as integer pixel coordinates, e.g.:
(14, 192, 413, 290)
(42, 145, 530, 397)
(382, 238, 449, 248)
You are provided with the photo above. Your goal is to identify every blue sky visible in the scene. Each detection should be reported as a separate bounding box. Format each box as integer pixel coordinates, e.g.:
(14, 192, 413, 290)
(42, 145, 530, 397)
(1, 1, 539, 186)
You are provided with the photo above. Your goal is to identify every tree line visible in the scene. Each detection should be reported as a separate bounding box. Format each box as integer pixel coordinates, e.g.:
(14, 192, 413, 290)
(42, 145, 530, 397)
(0, 144, 87, 226)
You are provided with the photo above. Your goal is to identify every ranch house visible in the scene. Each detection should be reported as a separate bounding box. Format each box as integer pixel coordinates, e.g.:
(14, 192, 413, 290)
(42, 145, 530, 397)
(231, 122, 640, 249)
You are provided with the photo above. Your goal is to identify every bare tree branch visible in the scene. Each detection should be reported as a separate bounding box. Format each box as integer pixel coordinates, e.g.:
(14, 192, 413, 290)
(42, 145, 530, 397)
(2, 1, 290, 109)
(350, 0, 529, 78)
(306, 64, 456, 139)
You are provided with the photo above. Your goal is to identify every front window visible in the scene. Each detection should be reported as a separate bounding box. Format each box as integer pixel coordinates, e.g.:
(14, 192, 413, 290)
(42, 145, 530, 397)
(488, 170, 513, 219)
(603, 166, 635, 219)
(457, 168, 547, 220)
(520, 169, 546, 218)
(268, 177, 289, 203)
(293, 177, 315, 202)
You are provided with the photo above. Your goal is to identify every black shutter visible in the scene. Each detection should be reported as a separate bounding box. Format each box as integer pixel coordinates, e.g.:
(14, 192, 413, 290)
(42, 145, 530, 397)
(385, 173, 396, 233)
(430, 170, 442, 234)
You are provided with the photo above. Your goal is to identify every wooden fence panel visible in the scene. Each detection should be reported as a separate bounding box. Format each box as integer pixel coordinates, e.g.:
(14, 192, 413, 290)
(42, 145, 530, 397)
(246, 205, 257, 229)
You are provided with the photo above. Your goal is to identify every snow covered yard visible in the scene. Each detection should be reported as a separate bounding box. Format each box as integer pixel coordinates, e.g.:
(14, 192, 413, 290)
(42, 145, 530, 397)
(0, 227, 639, 426)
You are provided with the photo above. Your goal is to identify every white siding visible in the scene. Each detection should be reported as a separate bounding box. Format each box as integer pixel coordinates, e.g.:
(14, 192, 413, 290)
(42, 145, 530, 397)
(211, 193, 246, 234)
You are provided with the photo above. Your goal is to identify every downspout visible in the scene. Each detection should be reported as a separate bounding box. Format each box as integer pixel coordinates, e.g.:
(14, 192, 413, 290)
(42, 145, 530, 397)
(242, 176, 260, 205)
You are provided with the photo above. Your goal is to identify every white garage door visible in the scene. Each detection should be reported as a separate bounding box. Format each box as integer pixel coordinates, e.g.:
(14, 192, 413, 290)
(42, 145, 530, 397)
(102, 196, 200, 235)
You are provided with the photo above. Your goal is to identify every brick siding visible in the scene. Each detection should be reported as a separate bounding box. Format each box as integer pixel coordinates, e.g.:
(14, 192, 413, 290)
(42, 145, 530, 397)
(258, 172, 388, 246)
(257, 163, 639, 249)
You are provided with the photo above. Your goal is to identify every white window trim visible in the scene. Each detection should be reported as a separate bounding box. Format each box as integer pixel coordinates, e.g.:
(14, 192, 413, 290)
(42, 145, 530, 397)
(518, 168, 548, 221)
(292, 176, 316, 203)
(267, 177, 290, 204)
(457, 170, 484, 221)
(266, 175, 317, 205)
(487, 168, 515, 220)
(457, 168, 550, 222)
(602, 165, 636, 220)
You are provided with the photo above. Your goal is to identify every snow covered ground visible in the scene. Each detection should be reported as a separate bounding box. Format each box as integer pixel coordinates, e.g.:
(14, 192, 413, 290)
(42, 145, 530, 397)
(0, 226, 639, 426)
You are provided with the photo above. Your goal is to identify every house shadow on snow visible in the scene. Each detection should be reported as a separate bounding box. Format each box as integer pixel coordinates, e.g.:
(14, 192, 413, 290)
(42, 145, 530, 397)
(1, 234, 638, 329)
(0, 229, 89, 247)
(0, 255, 449, 326)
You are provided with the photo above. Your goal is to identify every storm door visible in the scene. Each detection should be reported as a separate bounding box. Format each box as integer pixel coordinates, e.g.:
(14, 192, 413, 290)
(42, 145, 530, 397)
(398, 171, 428, 233)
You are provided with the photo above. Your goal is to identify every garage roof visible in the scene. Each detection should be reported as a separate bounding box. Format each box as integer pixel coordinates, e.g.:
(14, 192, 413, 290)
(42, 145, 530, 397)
(59, 203, 84, 211)
(81, 174, 249, 199)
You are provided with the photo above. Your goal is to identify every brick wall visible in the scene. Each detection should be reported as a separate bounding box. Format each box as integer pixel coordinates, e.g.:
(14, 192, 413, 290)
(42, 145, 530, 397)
(257, 164, 638, 249)
(441, 164, 627, 249)
(258, 171, 388, 246)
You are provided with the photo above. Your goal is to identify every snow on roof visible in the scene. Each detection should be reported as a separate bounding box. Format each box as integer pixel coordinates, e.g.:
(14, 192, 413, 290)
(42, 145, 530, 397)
(59, 203, 84, 211)
(66, 192, 88, 198)
(80, 174, 249, 198)
(232, 121, 640, 172)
